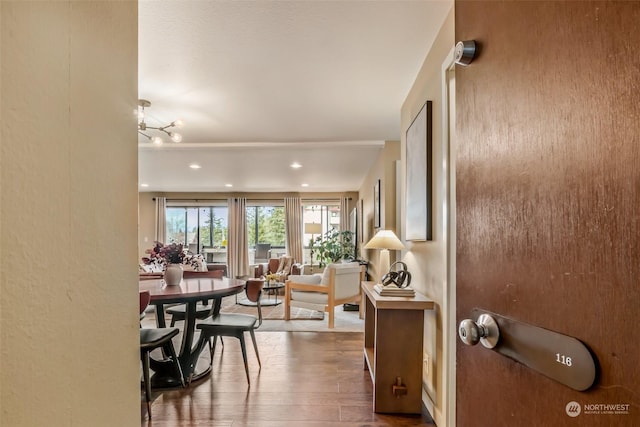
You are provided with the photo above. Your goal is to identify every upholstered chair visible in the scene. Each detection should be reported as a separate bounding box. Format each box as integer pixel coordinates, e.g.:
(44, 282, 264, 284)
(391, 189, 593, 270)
(284, 262, 364, 328)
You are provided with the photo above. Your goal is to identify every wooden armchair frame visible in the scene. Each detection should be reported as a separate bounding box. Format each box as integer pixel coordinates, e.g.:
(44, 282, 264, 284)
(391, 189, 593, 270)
(284, 265, 364, 328)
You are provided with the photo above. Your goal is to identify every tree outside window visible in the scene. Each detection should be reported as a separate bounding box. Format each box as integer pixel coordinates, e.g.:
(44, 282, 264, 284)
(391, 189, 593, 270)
(246, 206, 285, 248)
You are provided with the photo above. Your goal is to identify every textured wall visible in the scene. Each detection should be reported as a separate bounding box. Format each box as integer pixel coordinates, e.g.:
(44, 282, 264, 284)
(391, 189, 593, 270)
(1, 1, 139, 425)
(359, 141, 400, 282)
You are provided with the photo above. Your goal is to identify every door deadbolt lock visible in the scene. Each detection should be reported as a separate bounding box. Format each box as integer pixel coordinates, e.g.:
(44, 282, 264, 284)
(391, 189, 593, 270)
(458, 314, 500, 348)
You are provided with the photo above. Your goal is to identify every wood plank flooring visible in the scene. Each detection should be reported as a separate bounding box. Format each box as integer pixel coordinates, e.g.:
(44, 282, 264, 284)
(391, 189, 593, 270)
(142, 331, 435, 426)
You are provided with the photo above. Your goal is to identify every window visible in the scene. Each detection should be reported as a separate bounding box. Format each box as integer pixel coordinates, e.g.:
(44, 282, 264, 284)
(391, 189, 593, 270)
(246, 205, 285, 261)
(302, 203, 340, 263)
(165, 205, 228, 262)
(164, 200, 341, 265)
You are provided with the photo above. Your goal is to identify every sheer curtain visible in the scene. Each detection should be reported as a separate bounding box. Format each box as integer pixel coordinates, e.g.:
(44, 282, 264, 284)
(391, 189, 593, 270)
(284, 197, 303, 264)
(340, 197, 349, 232)
(155, 197, 166, 243)
(227, 198, 250, 278)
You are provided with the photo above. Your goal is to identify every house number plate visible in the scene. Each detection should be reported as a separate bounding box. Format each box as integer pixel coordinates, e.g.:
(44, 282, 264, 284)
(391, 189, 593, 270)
(471, 308, 597, 391)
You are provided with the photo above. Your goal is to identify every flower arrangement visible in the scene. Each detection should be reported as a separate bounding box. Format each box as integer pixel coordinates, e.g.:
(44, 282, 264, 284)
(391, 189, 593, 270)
(142, 241, 185, 268)
(265, 273, 279, 283)
(183, 252, 206, 271)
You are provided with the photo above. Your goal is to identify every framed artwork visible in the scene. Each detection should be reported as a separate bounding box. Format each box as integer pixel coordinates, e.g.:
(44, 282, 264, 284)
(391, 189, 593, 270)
(373, 179, 381, 229)
(405, 101, 432, 241)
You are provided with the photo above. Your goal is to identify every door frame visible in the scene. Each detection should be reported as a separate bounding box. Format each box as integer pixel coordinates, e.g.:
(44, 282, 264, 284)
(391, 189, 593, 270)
(441, 46, 457, 427)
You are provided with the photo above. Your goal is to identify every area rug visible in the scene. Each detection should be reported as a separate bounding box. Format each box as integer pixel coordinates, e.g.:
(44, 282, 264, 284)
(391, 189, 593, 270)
(220, 293, 324, 320)
(220, 292, 364, 332)
(143, 294, 364, 333)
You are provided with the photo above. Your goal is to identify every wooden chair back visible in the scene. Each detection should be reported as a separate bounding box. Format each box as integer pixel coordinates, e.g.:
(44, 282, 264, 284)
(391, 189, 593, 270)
(139, 290, 151, 315)
(245, 279, 264, 326)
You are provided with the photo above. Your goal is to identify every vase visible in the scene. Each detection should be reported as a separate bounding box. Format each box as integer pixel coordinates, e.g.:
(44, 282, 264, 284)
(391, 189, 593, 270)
(164, 263, 183, 286)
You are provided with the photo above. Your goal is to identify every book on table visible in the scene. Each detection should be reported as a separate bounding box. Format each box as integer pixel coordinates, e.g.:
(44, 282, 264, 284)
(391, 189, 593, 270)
(373, 284, 416, 297)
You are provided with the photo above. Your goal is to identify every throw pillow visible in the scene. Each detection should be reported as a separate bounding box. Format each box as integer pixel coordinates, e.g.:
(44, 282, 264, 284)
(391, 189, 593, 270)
(320, 262, 360, 284)
(281, 256, 293, 275)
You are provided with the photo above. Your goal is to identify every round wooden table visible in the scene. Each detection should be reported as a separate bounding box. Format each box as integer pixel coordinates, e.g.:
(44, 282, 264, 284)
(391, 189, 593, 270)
(139, 276, 245, 387)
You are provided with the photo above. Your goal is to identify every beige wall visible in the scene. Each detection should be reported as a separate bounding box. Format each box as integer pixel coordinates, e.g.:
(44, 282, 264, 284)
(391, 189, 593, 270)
(139, 191, 359, 259)
(400, 7, 454, 427)
(358, 140, 400, 282)
(1, 1, 139, 425)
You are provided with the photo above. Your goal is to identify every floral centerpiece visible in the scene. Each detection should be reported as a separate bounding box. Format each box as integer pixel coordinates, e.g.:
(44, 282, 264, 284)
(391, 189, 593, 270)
(265, 273, 279, 284)
(142, 241, 185, 268)
(141, 242, 187, 286)
(182, 252, 206, 271)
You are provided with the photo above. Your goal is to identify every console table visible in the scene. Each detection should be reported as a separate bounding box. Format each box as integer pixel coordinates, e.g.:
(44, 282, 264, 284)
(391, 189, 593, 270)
(361, 281, 435, 414)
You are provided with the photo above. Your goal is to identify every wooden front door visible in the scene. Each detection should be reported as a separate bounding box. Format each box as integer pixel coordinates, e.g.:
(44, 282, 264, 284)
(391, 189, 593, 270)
(455, 1, 639, 426)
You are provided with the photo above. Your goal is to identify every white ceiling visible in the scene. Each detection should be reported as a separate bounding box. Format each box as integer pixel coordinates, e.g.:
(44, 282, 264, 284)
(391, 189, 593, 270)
(138, 0, 452, 192)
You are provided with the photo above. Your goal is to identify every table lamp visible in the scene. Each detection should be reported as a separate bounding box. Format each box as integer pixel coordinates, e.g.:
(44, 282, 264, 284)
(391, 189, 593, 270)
(363, 229, 405, 282)
(304, 222, 322, 272)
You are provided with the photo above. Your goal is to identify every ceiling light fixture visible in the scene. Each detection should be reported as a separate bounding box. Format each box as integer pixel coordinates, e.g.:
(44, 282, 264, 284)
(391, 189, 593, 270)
(137, 99, 183, 145)
(301, 183, 309, 187)
(189, 164, 201, 169)
(290, 162, 302, 169)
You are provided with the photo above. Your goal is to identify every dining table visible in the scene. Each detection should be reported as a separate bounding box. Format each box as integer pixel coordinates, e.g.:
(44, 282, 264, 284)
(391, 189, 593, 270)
(139, 276, 245, 388)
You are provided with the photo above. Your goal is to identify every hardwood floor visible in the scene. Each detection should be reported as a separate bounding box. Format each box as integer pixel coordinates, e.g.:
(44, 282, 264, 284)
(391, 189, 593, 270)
(142, 331, 435, 426)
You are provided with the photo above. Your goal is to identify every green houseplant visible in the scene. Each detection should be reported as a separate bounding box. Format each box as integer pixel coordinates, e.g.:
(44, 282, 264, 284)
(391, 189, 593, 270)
(310, 229, 355, 268)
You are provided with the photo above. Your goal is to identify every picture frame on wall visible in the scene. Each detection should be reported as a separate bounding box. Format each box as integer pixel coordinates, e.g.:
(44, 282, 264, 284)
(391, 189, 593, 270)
(373, 179, 381, 229)
(405, 101, 432, 241)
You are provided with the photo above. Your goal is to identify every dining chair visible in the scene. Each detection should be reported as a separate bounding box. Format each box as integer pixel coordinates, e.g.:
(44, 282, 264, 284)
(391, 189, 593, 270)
(139, 290, 184, 419)
(196, 279, 264, 385)
(165, 269, 225, 326)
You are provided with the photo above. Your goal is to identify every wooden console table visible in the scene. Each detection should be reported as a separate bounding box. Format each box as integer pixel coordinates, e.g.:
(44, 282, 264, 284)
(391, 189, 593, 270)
(361, 281, 435, 414)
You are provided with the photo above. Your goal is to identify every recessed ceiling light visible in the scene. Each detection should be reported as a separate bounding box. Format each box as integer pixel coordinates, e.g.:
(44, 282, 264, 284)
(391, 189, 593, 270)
(140, 183, 149, 187)
(301, 183, 309, 187)
(290, 162, 302, 169)
(225, 183, 233, 187)
(189, 164, 201, 169)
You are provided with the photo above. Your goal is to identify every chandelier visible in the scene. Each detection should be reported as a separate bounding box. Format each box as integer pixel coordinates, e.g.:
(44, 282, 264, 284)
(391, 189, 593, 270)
(137, 99, 183, 144)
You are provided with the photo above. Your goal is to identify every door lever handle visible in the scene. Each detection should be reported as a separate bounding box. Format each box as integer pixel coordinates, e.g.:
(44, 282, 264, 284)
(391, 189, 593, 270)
(458, 314, 500, 348)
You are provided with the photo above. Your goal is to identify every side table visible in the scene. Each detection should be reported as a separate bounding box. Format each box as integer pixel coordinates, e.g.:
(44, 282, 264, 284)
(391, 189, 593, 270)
(361, 281, 435, 414)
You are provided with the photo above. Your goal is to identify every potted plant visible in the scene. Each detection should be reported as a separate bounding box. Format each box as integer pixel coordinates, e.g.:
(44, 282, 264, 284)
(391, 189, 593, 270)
(310, 229, 355, 268)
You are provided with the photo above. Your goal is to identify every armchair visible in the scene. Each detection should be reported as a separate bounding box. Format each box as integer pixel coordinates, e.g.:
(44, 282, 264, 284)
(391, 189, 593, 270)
(284, 262, 364, 328)
(254, 256, 301, 281)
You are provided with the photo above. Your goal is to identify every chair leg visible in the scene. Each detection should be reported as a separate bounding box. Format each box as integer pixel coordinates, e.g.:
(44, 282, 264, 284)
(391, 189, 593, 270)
(284, 295, 291, 320)
(208, 335, 218, 367)
(249, 329, 261, 367)
(328, 308, 335, 329)
(238, 333, 250, 385)
(141, 350, 152, 419)
(170, 317, 177, 327)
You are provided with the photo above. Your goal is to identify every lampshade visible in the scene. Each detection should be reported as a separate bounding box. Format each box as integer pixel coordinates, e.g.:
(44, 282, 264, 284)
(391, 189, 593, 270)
(363, 230, 405, 250)
(304, 223, 322, 235)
